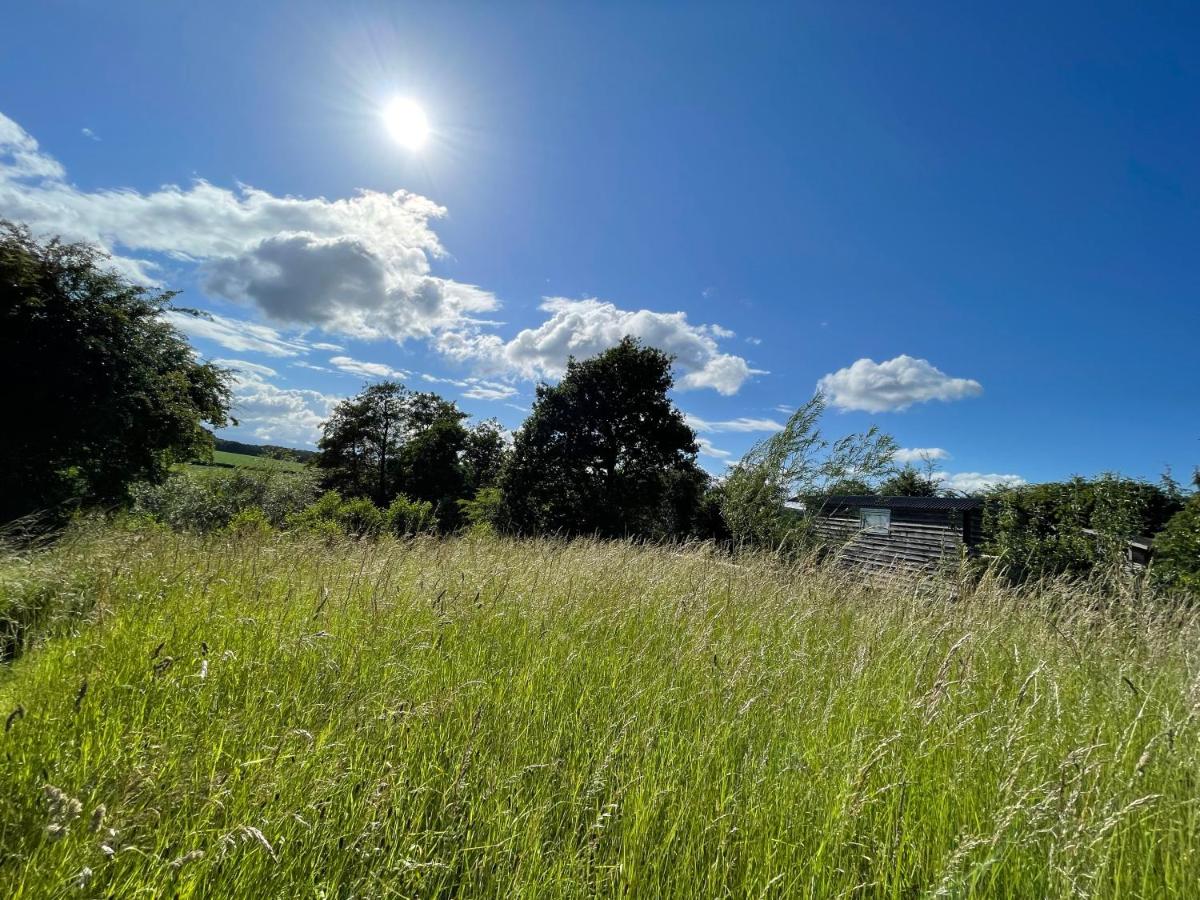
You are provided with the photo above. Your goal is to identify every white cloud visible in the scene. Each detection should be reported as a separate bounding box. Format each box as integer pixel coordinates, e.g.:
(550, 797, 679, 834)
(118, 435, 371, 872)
(165, 311, 310, 357)
(934, 471, 1026, 494)
(81, 127, 100, 142)
(686, 414, 785, 433)
(310, 342, 344, 351)
(216, 360, 338, 446)
(0, 110, 496, 343)
(420, 373, 517, 401)
(441, 298, 762, 395)
(0, 111, 760, 397)
(696, 437, 734, 462)
(328, 355, 408, 379)
(817, 355, 982, 412)
(894, 447, 951, 464)
(774, 404, 794, 414)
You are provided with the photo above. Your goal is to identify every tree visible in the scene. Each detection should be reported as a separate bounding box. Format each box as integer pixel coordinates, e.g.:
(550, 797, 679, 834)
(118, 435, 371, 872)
(463, 419, 508, 492)
(878, 466, 939, 497)
(500, 337, 707, 537)
(316, 382, 470, 527)
(720, 393, 897, 551)
(0, 222, 231, 524)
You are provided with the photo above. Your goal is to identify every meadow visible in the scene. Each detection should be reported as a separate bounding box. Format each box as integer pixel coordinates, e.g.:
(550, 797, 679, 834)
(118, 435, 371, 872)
(190, 450, 309, 473)
(0, 525, 1196, 897)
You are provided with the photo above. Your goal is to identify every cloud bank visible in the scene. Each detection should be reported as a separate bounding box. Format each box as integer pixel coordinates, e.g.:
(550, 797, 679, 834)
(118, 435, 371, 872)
(0, 111, 758, 395)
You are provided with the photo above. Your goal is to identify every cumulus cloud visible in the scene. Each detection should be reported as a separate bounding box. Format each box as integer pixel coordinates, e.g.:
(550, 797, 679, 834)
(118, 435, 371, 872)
(686, 415, 785, 433)
(215, 360, 338, 446)
(817, 355, 982, 413)
(442, 298, 763, 396)
(328, 355, 409, 379)
(0, 111, 760, 396)
(934, 471, 1026, 494)
(894, 447, 951, 464)
(0, 110, 496, 342)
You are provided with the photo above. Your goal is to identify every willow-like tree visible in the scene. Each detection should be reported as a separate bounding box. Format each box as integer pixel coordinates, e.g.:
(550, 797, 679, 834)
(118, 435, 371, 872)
(0, 222, 231, 525)
(720, 393, 897, 551)
(500, 337, 707, 538)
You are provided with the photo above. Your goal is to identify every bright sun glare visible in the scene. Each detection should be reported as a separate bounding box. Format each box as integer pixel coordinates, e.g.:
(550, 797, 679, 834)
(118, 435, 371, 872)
(382, 98, 430, 150)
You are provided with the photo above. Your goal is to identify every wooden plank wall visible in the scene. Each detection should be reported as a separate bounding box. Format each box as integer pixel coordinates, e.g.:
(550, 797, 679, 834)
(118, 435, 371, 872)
(814, 507, 965, 572)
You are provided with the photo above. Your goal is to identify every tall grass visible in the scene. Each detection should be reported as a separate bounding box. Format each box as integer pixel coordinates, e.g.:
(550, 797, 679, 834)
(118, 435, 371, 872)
(0, 526, 1196, 897)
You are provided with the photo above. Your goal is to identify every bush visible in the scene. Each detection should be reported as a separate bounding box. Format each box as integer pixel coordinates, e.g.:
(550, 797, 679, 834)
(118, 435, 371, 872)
(285, 491, 346, 535)
(131, 468, 321, 531)
(457, 488, 501, 532)
(1152, 495, 1200, 596)
(226, 506, 272, 538)
(336, 498, 386, 537)
(981, 474, 1183, 584)
(388, 494, 436, 536)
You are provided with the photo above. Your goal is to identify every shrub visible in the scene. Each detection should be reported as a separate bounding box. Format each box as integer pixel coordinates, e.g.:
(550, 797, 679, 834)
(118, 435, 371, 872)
(131, 467, 321, 531)
(1152, 494, 1200, 596)
(336, 498, 386, 537)
(387, 494, 435, 536)
(457, 488, 501, 532)
(226, 506, 272, 537)
(285, 491, 346, 535)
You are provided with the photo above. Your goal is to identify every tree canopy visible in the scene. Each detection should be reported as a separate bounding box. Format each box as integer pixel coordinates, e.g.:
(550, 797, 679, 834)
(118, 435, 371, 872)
(499, 337, 707, 537)
(315, 381, 502, 529)
(0, 222, 231, 524)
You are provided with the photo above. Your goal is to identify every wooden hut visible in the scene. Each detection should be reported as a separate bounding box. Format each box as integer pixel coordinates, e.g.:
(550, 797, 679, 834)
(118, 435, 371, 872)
(798, 495, 984, 572)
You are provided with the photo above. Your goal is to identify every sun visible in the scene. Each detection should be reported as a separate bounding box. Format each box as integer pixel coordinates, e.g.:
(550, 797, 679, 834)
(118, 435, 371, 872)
(382, 98, 430, 150)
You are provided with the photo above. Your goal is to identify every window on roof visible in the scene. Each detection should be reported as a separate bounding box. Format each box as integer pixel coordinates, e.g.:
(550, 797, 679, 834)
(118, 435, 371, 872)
(860, 508, 890, 535)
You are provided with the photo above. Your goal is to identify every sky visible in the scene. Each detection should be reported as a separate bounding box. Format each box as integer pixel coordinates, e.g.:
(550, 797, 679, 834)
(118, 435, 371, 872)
(1, 1, 1197, 491)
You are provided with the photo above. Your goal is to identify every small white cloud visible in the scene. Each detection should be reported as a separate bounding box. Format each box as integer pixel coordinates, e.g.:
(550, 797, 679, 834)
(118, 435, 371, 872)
(745, 336, 762, 345)
(817, 355, 982, 413)
(696, 437, 734, 462)
(894, 447, 951, 464)
(211, 358, 279, 379)
(81, 127, 100, 142)
(310, 342, 344, 351)
(462, 382, 517, 401)
(686, 414, 785, 433)
(328, 355, 408, 379)
(774, 404, 794, 414)
(704, 323, 736, 339)
(934, 472, 1026, 494)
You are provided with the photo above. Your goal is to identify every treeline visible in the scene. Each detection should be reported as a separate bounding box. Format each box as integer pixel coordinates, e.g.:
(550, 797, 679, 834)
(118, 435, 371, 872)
(4, 221, 1198, 597)
(212, 438, 317, 463)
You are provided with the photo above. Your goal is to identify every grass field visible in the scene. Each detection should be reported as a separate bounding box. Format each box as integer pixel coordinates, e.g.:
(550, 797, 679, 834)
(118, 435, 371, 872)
(0, 527, 1197, 897)
(187, 450, 308, 473)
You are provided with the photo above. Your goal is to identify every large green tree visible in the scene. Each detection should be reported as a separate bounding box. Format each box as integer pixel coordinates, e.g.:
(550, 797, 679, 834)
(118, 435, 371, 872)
(316, 381, 471, 526)
(0, 222, 231, 524)
(500, 337, 707, 538)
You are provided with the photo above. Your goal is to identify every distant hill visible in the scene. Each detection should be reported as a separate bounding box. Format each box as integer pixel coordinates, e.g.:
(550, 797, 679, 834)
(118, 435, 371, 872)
(213, 437, 318, 463)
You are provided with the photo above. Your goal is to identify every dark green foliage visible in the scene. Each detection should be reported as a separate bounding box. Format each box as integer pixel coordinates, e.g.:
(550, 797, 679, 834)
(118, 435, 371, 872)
(1152, 472, 1200, 596)
(878, 466, 940, 497)
(499, 337, 707, 538)
(463, 419, 508, 492)
(0, 222, 232, 524)
(823, 477, 874, 496)
(981, 474, 1183, 583)
(316, 382, 471, 529)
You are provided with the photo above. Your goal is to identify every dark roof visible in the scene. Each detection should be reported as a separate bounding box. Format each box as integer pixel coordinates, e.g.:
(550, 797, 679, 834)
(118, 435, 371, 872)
(802, 495, 983, 511)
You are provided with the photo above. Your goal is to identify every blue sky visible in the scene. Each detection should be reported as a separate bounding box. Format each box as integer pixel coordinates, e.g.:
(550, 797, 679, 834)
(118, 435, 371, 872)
(2, 1, 1196, 490)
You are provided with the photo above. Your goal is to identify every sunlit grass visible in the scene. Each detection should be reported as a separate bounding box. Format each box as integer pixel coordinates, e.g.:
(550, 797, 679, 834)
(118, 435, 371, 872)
(0, 526, 1197, 896)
